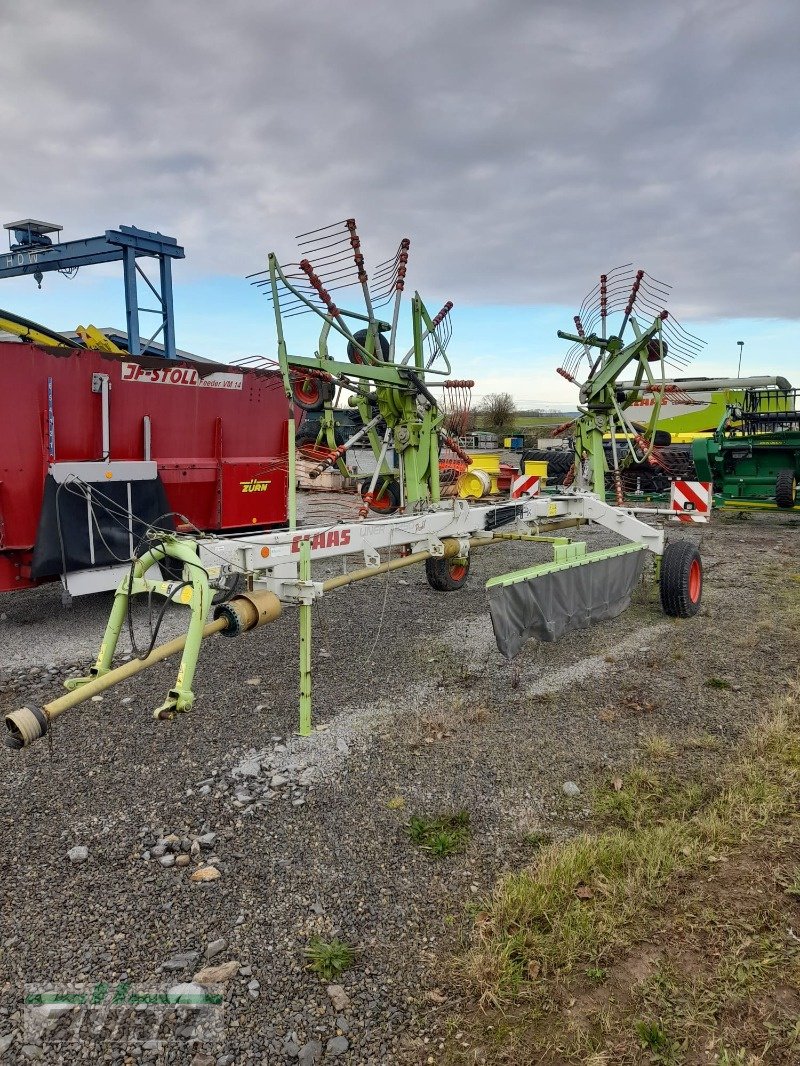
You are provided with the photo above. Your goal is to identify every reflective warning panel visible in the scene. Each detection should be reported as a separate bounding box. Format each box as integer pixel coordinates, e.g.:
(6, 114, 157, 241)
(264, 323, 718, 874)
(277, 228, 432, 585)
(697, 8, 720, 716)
(510, 474, 541, 499)
(670, 481, 712, 523)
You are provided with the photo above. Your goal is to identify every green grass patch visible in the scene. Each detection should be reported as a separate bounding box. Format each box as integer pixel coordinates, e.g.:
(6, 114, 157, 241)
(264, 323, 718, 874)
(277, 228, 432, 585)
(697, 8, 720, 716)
(407, 810, 471, 857)
(705, 676, 732, 690)
(634, 1017, 671, 1053)
(304, 936, 355, 981)
(522, 830, 553, 850)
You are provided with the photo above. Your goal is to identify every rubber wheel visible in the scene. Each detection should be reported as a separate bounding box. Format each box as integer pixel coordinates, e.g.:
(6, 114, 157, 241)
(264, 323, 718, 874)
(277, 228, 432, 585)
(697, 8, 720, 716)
(425, 554, 471, 591)
(360, 477, 400, 515)
(296, 422, 321, 446)
(619, 464, 670, 494)
(292, 373, 334, 412)
(660, 541, 703, 618)
(775, 468, 797, 509)
(519, 448, 572, 484)
(347, 328, 390, 364)
(297, 422, 348, 448)
(631, 421, 672, 447)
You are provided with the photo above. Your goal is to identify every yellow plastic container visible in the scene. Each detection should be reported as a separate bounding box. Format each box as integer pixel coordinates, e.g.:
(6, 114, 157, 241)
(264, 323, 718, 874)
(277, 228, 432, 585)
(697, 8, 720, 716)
(467, 451, 501, 474)
(523, 460, 549, 478)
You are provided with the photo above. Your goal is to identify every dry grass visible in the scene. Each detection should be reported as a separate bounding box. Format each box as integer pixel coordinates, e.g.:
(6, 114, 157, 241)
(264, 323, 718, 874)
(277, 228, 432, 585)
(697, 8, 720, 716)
(682, 731, 721, 751)
(639, 732, 678, 759)
(453, 677, 800, 1063)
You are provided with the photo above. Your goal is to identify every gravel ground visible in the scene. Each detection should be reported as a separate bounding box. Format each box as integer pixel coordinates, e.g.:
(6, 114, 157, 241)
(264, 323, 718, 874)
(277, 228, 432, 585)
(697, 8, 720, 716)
(0, 501, 798, 1065)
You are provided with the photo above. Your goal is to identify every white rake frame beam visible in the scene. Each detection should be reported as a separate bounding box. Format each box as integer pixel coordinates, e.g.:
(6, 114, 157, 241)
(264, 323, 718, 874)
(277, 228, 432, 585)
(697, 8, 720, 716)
(195, 494, 666, 604)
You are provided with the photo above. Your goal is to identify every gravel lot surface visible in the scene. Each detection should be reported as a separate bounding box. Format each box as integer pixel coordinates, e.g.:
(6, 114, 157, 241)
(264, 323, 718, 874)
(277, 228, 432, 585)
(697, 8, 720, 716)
(0, 501, 797, 1065)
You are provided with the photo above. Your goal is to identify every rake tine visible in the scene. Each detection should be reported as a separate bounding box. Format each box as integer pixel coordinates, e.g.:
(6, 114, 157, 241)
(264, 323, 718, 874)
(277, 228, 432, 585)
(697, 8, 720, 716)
(295, 219, 349, 241)
(387, 239, 410, 362)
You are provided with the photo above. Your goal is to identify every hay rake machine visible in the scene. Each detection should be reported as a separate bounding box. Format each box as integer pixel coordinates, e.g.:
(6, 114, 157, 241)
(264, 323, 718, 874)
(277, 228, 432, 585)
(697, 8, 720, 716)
(553, 266, 707, 502)
(5, 236, 708, 751)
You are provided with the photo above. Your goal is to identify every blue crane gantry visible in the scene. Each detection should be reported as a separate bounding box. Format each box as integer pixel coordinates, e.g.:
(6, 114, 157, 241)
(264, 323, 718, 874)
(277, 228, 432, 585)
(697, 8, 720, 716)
(0, 220, 185, 359)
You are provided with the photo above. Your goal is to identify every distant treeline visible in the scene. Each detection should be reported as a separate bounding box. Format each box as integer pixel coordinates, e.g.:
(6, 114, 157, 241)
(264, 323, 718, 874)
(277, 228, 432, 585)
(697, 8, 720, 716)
(517, 409, 579, 418)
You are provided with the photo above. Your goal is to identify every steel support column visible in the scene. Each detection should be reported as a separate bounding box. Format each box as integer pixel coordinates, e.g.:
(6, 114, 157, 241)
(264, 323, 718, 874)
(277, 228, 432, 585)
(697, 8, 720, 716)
(122, 245, 140, 356)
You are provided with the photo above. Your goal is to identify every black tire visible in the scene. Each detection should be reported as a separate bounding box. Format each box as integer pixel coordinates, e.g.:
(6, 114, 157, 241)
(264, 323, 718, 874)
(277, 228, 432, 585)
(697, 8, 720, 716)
(296, 425, 347, 449)
(347, 328, 390, 364)
(659, 541, 703, 618)
(292, 373, 334, 412)
(630, 422, 672, 447)
(425, 553, 471, 591)
(360, 476, 400, 515)
(519, 448, 572, 484)
(620, 464, 670, 494)
(296, 421, 321, 447)
(657, 444, 697, 480)
(775, 468, 797, 509)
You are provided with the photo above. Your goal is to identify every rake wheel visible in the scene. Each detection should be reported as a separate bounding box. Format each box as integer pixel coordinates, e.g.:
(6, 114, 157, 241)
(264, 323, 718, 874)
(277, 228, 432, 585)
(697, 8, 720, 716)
(659, 541, 703, 618)
(425, 554, 471, 592)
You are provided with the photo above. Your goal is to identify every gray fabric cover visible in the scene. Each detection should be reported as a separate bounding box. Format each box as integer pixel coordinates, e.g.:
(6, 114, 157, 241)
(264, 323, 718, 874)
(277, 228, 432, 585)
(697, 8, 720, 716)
(488, 551, 646, 658)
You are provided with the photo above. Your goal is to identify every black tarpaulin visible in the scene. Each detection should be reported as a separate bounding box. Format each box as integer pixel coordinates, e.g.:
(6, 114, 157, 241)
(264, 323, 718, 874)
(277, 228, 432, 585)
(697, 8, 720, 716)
(487, 548, 646, 658)
(31, 474, 175, 579)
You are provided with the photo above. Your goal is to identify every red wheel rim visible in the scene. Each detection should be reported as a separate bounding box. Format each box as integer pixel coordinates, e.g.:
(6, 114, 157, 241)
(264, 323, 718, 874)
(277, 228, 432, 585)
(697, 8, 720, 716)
(368, 486, 393, 512)
(449, 561, 467, 581)
(294, 376, 320, 405)
(688, 558, 701, 602)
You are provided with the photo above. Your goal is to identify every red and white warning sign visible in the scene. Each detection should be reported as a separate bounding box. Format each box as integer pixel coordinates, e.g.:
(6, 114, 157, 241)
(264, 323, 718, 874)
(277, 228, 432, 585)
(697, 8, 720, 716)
(510, 474, 541, 499)
(669, 480, 712, 522)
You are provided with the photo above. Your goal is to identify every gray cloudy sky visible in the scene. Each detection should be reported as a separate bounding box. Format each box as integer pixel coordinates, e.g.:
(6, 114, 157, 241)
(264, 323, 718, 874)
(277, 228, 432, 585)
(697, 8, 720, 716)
(2, 0, 799, 320)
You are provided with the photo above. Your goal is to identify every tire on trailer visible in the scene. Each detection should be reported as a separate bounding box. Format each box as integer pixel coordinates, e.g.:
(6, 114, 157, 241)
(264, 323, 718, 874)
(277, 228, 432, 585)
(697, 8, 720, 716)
(659, 540, 703, 618)
(775, 468, 797, 509)
(519, 448, 557, 473)
(296, 422, 348, 448)
(548, 452, 574, 484)
(292, 373, 335, 412)
(425, 553, 471, 591)
(360, 476, 401, 515)
(658, 444, 697, 481)
(623, 464, 670, 494)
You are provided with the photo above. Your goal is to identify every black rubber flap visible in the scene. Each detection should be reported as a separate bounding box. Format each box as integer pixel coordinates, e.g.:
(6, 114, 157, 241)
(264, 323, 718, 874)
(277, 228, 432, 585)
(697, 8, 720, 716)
(31, 474, 175, 579)
(488, 549, 646, 657)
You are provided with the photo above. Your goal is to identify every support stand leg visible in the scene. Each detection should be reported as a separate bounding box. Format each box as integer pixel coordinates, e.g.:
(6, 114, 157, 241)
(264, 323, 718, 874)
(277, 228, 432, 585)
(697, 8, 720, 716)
(64, 545, 169, 689)
(298, 540, 312, 737)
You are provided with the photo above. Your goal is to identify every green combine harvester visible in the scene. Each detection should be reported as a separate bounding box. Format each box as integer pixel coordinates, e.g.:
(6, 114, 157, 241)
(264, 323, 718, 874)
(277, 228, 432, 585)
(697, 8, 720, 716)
(692, 382, 799, 509)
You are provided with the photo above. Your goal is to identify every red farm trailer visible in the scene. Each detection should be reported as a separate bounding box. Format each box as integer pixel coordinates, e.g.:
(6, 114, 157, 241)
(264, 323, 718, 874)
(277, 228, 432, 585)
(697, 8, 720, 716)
(0, 341, 290, 599)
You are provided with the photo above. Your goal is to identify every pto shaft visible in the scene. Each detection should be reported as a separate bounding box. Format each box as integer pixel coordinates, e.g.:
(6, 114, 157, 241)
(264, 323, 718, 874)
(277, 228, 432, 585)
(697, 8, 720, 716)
(5, 591, 281, 750)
